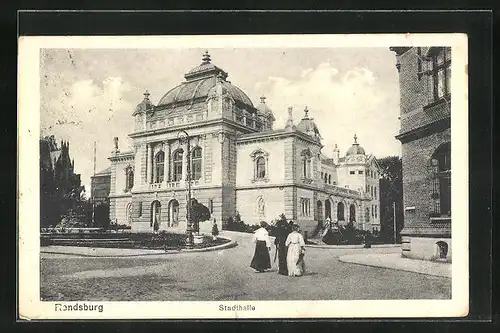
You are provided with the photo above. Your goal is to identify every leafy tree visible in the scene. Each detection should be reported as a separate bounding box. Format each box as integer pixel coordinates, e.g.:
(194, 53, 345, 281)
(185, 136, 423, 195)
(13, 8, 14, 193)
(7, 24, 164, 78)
(378, 156, 404, 243)
(188, 198, 211, 234)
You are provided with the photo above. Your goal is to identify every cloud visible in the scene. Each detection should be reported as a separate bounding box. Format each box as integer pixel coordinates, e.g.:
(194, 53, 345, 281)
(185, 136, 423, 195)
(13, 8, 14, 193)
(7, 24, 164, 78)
(41, 77, 135, 191)
(258, 62, 401, 159)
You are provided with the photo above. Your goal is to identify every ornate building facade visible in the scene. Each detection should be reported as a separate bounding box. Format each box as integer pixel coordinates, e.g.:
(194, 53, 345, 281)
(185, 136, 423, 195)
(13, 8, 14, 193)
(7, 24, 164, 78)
(106, 52, 381, 235)
(391, 46, 452, 262)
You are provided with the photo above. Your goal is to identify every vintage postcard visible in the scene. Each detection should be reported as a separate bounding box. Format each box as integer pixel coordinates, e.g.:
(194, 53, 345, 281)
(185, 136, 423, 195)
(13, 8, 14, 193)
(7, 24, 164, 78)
(18, 34, 468, 319)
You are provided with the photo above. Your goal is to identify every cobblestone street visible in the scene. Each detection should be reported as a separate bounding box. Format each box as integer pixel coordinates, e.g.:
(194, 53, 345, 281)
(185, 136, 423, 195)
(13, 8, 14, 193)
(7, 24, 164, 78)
(40, 232, 451, 301)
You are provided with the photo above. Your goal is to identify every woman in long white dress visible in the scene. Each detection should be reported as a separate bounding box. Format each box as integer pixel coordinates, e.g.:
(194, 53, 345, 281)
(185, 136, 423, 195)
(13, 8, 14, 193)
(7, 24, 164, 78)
(285, 224, 306, 276)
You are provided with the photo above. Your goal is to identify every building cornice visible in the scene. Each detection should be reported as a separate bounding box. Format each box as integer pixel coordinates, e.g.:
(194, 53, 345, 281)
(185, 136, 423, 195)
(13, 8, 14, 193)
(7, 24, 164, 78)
(236, 129, 321, 147)
(395, 117, 450, 144)
(128, 118, 258, 139)
(108, 152, 134, 162)
(389, 46, 412, 56)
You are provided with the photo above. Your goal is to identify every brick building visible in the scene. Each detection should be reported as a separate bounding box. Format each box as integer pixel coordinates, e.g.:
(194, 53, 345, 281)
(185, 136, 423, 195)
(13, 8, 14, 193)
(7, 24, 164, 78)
(90, 167, 111, 203)
(390, 47, 451, 262)
(104, 51, 381, 234)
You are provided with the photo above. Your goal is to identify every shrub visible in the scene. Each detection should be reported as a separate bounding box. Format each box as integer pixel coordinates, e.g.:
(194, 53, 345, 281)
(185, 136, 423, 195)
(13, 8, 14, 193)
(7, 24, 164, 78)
(225, 215, 260, 233)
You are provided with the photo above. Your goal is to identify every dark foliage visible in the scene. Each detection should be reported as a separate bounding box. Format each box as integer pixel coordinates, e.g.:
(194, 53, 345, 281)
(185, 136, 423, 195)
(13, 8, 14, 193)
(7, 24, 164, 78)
(225, 213, 260, 233)
(378, 156, 404, 243)
(40, 136, 86, 228)
(188, 198, 211, 233)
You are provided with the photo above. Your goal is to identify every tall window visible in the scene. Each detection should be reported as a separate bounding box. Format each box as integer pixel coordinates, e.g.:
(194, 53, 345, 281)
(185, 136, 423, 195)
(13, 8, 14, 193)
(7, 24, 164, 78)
(250, 149, 269, 182)
(154, 151, 165, 183)
(300, 198, 311, 216)
(374, 186, 377, 200)
(191, 147, 202, 180)
(256, 157, 266, 179)
(301, 149, 312, 179)
(431, 143, 451, 216)
(375, 206, 378, 219)
(428, 47, 451, 101)
(173, 149, 183, 181)
(209, 198, 213, 214)
(125, 166, 134, 191)
(328, 175, 332, 184)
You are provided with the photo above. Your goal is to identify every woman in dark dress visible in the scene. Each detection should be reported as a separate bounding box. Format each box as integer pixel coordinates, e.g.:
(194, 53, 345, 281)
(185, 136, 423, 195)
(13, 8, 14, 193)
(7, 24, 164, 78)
(274, 219, 291, 275)
(250, 221, 272, 272)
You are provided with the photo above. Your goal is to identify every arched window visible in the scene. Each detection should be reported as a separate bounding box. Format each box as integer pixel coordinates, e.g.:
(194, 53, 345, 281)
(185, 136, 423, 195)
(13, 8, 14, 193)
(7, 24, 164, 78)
(154, 151, 165, 183)
(337, 202, 345, 221)
(324, 173, 328, 183)
(191, 147, 202, 180)
(250, 149, 269, 182)
(431, 142, 451, 216)
(172, 149, 183, 181)
(301, 149, 312, 179)
(256, 157, 266, 179)
(349, 204, 356, 223)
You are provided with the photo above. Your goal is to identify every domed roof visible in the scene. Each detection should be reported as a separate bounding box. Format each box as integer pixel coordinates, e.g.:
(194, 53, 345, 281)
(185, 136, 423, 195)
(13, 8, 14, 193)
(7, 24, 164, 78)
(133, 91, 155, 115)
(346, 134, 366, 156)
(296, 107, 321, 139)
(256, 96, 275, 120)
(156, 51, 254, 109)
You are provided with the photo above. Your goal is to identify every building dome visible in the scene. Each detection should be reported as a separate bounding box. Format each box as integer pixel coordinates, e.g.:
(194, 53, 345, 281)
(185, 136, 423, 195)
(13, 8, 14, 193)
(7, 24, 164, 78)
(156, 51, 254, 110)
(256, 96, 275, 120)
(346, 134, 366, 156)
(296, 107, 321, 139)
(133, 91, 155, 115)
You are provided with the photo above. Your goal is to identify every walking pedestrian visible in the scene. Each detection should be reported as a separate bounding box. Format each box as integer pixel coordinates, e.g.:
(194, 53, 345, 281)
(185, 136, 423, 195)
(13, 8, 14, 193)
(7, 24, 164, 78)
(274, 219, 291, 275)
(250, 221, 272, 272)
(285, 224, 306, 277)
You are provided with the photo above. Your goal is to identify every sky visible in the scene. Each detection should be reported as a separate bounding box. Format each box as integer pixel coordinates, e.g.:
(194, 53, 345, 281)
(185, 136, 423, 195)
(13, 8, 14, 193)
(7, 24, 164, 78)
(40, 47, 401, 192)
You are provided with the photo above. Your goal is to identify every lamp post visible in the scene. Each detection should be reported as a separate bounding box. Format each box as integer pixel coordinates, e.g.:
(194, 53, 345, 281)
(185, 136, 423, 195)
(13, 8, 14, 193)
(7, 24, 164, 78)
(178, 130, 193, 247)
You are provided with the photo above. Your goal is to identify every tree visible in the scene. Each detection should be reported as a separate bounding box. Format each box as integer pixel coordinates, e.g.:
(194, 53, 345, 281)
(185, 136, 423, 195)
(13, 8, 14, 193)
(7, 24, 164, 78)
(378, 156, 404, 243)
(188, 198, 211, 234)
(39, 135, 87, 228)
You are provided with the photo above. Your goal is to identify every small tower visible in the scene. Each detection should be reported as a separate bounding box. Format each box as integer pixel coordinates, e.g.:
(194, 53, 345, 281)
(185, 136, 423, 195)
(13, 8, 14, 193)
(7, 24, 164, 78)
(256, 95, 276, 131)
(133, 90, 154, 132)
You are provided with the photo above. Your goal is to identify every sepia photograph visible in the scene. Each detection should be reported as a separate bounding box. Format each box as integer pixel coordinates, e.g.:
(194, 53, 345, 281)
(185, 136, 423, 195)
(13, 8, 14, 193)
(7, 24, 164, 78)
(18, 34, 468, 319)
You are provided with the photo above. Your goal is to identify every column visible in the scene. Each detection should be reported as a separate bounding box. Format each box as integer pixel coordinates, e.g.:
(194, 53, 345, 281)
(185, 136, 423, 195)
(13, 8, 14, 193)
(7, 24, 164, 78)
(182, 142, 188, 181)
(146, 143, 152, 184)
(163, 140, 170, 182)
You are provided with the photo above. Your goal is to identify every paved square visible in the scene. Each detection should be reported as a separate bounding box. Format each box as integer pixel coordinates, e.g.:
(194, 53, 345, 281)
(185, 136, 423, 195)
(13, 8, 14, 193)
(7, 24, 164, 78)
(41, 233, 451, 301)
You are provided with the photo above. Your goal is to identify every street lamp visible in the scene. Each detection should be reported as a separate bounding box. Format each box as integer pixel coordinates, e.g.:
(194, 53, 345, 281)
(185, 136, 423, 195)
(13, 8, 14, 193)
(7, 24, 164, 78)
(178, 130, 194, 248)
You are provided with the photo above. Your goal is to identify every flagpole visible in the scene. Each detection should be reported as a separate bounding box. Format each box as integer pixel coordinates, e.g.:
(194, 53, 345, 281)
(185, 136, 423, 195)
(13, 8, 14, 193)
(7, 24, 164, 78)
(92, 141, 96, 227)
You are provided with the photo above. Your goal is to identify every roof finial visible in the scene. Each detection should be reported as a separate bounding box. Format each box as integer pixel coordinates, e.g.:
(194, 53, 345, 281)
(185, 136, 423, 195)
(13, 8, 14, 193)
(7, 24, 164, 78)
(304, 106, 309, 118)
(143, 90, 150, 99)
(260, 96, 266, 104)
(202, 50, 211, 63)
(288, 106, 293, 117)
(354, 134, 358, 144)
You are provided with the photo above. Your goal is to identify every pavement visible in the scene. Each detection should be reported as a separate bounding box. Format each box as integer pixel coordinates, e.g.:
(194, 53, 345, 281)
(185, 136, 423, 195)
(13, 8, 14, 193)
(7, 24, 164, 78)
(40, 230, 451, 301)
(339, 253, 451, 278)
